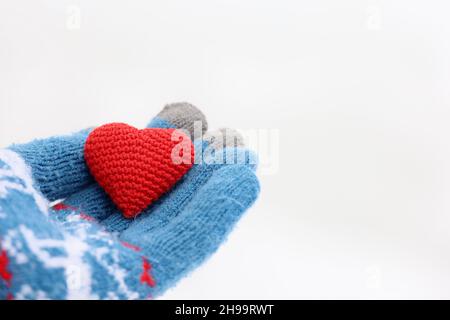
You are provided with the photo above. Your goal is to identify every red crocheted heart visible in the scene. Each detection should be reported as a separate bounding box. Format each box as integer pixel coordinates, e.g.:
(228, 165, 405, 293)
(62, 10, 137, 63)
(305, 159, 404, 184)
(84, 123, 194, 219)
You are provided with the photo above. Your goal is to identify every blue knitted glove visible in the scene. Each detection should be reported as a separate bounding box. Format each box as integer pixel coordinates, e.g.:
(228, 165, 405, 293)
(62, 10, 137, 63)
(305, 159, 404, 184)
(0, 103, 260, 300)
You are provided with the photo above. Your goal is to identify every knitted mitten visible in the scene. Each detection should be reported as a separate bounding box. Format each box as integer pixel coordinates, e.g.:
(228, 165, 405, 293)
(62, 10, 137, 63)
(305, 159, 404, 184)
(0, 103, 260, 300)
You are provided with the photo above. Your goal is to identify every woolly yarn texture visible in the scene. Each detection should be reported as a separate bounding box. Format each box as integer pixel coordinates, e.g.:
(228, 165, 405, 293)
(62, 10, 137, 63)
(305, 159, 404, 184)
(84, 123, 194, 218)
(0, 103, 260, 299)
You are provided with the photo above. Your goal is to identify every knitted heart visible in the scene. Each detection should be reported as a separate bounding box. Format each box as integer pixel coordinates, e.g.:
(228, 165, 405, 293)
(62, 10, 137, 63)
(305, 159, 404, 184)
(84, 123, 194, 219)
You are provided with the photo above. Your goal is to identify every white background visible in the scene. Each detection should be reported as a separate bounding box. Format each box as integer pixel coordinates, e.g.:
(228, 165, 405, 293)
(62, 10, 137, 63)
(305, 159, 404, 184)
(1, 0, 450, 299)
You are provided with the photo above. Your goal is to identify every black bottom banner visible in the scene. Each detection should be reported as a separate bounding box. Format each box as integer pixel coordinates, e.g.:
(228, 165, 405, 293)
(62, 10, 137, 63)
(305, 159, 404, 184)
(0, 300, 445, 318)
